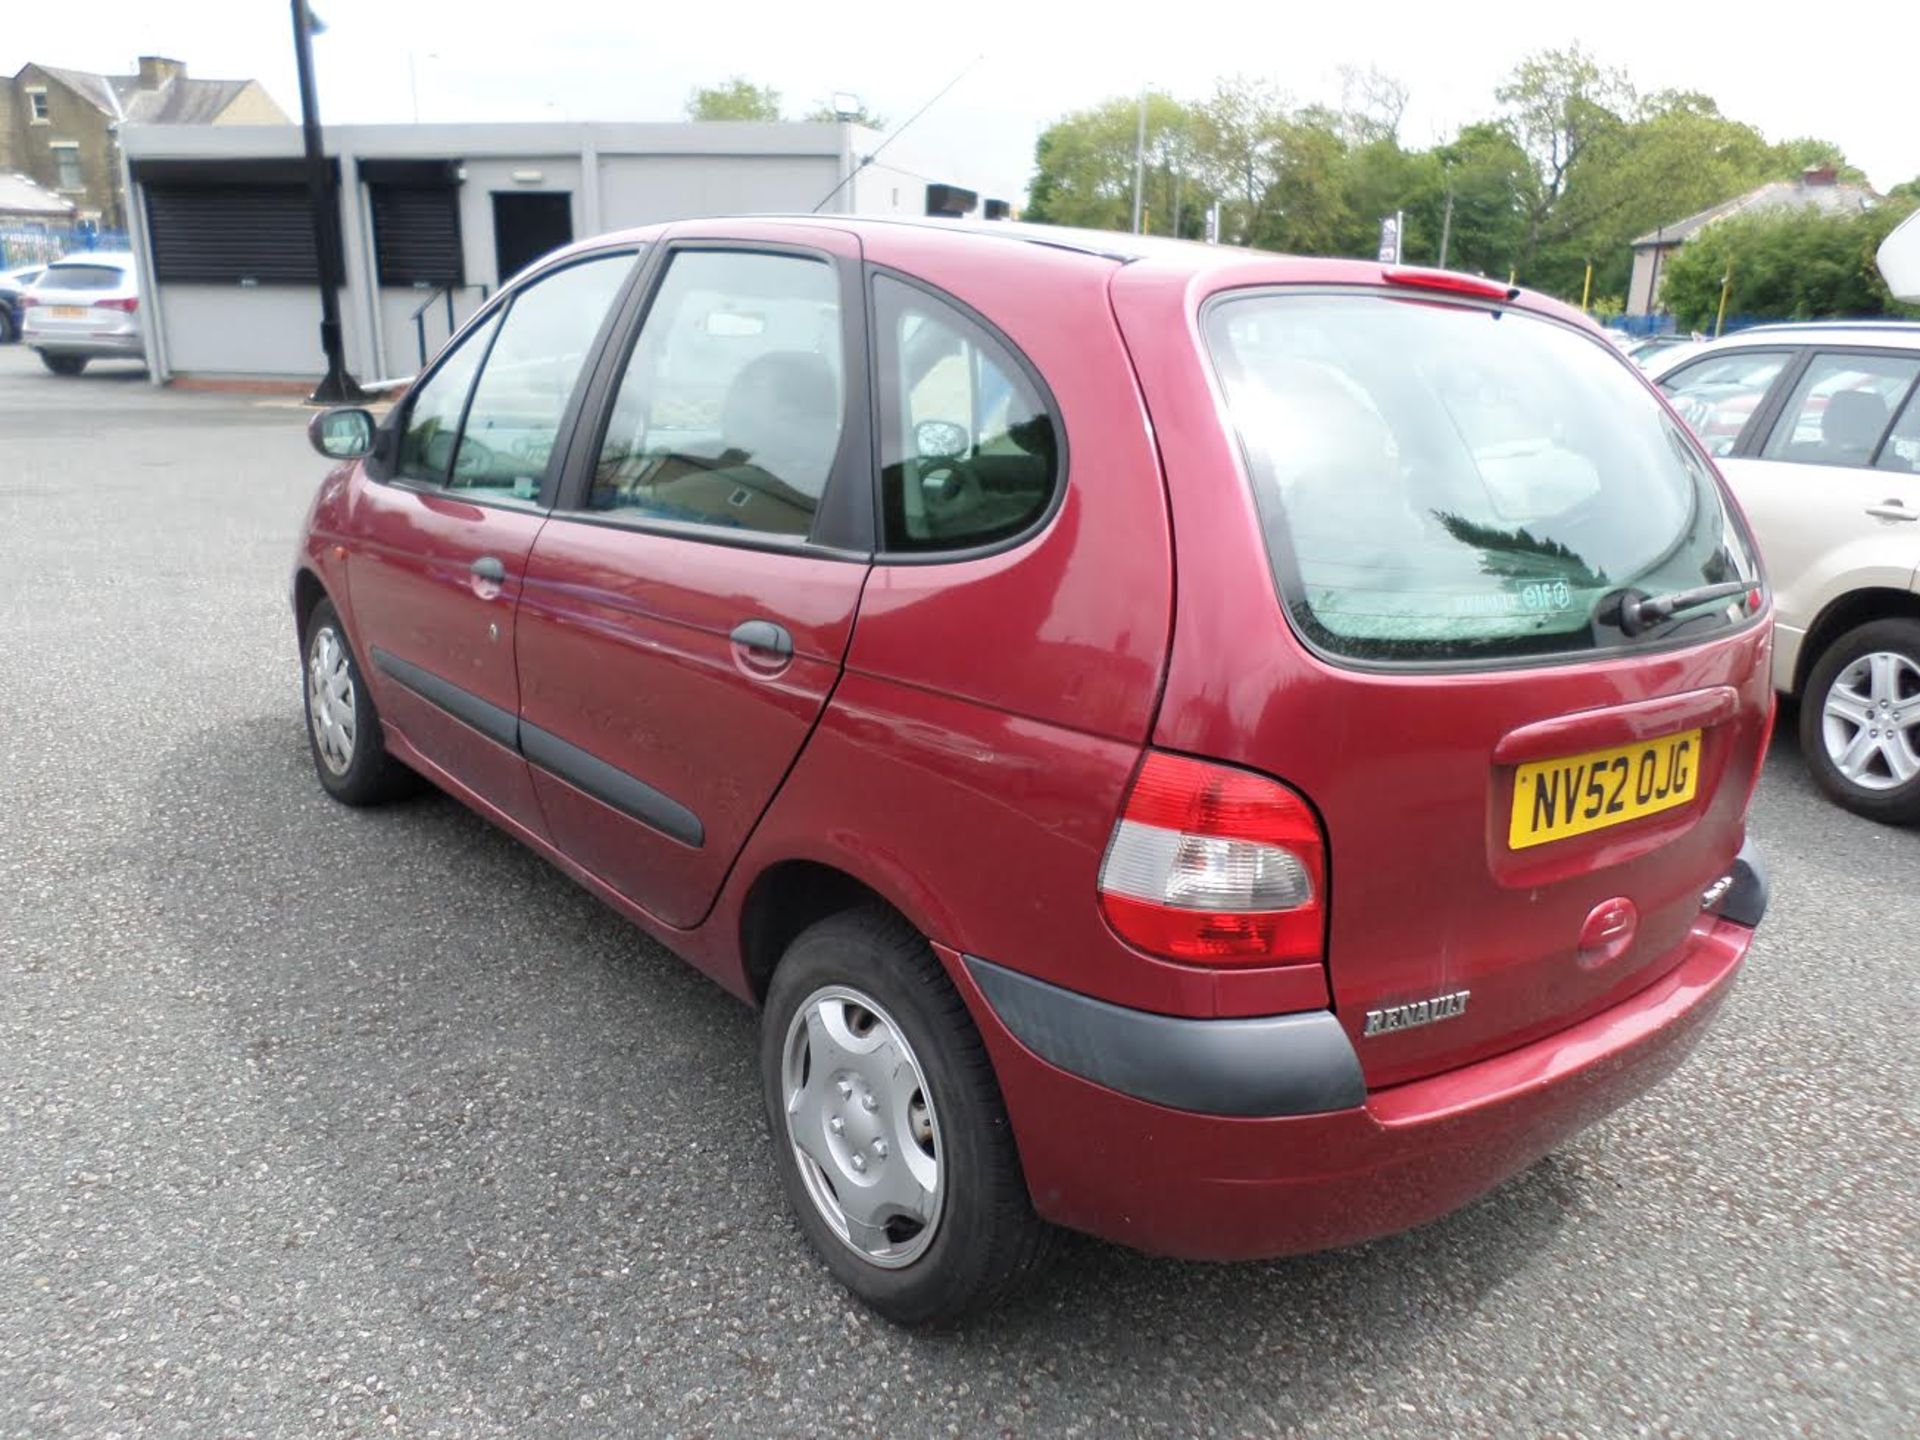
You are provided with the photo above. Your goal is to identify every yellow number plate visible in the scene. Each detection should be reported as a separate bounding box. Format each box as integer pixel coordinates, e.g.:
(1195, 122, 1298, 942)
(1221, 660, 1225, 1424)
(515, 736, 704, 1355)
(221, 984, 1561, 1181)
(49, 305, 87, 318)
(1508, 729, 1700, 850)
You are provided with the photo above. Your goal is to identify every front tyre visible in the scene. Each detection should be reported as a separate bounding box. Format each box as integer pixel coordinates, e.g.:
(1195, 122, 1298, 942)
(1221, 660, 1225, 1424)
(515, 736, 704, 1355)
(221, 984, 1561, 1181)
(1799, 617, 1920, 824)
(760, 908, 1049, 1325)
(301, 598, 417, 806)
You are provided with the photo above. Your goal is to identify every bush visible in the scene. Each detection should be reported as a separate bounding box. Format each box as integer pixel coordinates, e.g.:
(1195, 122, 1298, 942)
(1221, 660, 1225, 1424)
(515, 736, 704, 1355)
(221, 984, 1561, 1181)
(1661, 202, 1920, 328)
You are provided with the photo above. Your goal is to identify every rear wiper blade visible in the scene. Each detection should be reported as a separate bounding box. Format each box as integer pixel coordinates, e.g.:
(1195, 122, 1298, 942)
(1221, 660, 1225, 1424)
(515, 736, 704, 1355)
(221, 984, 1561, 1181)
(1607, 580, 1754, 637)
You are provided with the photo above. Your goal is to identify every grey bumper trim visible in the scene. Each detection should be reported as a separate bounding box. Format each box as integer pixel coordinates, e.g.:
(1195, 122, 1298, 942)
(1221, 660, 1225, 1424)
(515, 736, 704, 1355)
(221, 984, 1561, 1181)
(964, 957, 1365, 1118)
(1722, 838, 1769, 929)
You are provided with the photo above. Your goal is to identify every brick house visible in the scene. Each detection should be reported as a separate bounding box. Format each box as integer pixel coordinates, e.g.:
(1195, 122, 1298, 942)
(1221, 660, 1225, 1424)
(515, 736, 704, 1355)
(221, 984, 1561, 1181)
(0, 57, 287, 229)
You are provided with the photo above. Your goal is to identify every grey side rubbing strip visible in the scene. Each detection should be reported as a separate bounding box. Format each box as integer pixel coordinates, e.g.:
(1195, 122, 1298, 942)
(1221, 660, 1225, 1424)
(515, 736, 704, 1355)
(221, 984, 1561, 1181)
(520, 722, 705, 848)
(370, 647, 519, 749)
(964, 957, 1365, 1118)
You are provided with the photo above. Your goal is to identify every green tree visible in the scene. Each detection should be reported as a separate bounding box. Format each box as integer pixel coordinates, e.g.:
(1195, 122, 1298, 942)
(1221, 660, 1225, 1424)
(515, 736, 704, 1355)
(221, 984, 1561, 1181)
(686, 78, 782, 122)
(1423, 123, 1531, 277)
(1027, 92, 1207, 233)
(1660, 202, 1920, 329)
(1495, 45, 1633, 280)
(1774, 137, 1869, 184)
(1540, 91, 1782, 299)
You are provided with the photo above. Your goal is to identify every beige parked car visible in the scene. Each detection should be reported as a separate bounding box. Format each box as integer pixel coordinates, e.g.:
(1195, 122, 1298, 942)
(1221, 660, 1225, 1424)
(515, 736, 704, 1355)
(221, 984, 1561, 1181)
(1652, 323, 1920, 822)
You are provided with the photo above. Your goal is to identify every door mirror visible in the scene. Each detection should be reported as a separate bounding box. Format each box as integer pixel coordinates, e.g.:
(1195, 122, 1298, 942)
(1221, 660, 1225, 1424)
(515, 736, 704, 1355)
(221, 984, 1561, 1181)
(914, 418, 970, 461)
(308, 407, 376, 461)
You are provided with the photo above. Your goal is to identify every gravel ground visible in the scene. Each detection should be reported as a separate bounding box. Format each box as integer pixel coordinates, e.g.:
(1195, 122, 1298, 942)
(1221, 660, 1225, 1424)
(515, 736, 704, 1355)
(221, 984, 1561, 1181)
(1, 343, 1915, 1438)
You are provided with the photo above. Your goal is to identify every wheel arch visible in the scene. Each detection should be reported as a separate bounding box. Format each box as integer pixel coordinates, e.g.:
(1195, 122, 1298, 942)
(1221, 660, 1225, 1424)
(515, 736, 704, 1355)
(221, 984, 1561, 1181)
(293, 566, 328, 639)
(737, 858, 936, 1009)
(1792, 587, 1920, 695)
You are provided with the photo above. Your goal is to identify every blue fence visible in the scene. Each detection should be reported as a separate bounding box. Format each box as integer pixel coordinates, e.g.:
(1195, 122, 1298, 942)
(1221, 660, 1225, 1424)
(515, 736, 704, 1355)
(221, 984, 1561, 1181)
(0, 226, 131, 269)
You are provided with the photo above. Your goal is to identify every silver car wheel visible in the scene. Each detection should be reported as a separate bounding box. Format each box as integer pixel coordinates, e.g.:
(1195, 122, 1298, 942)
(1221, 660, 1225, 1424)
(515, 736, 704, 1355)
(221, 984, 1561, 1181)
(306, 624, 358, 776)
(1821, 649, 1920, 791)
(781, 985, 943, 1269)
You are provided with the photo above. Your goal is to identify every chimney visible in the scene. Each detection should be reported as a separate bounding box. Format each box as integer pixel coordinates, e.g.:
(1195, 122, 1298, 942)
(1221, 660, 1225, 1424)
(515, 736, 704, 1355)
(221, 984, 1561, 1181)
(136, 56, 186, 90)
(1801, 165, 1837, 187)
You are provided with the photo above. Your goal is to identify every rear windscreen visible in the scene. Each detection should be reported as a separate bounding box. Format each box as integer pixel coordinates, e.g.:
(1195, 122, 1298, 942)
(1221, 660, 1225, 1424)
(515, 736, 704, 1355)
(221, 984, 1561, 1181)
(41, 265, 126, 291)
(1205, 292, 1762, 665)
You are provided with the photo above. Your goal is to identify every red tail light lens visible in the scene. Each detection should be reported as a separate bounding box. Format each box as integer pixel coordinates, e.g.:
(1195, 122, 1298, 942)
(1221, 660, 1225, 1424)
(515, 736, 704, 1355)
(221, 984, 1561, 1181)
(1098, 752, 1326, 965)
(96, 296, 138, 313)
(17, 294, 37, 309)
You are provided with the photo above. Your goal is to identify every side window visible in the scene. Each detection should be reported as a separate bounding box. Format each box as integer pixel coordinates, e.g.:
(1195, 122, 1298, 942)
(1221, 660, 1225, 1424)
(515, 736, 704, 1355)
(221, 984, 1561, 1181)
(447, 253, 635, 501)
(1656, 350, 1791, 458)
(1879, 389, 1920, 474)
(874, 275, 1058, 552)
(589, 251, 844, 538)
(1760, 352, 1920, 468)
(396, 309, 502, 485)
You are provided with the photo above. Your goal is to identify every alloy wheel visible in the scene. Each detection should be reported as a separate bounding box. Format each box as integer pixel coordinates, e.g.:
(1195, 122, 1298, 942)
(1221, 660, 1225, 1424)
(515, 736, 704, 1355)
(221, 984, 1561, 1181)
(1821, 649, 1920, 791)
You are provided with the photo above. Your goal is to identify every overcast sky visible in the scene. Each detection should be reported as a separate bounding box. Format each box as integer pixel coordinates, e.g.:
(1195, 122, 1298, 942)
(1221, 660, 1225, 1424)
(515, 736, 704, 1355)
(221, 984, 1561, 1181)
(9, 1, 1916, 205)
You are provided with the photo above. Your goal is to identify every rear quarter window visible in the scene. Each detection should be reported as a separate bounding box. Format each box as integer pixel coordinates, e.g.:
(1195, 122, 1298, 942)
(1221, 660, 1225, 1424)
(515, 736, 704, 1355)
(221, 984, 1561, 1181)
(1205, 292, 1761, 666)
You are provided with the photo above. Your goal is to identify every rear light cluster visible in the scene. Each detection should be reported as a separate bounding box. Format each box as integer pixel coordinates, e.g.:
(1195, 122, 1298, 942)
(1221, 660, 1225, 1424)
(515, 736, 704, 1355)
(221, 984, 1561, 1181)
(1098, 752, 1327, 966)
(97, 296, 138, 313)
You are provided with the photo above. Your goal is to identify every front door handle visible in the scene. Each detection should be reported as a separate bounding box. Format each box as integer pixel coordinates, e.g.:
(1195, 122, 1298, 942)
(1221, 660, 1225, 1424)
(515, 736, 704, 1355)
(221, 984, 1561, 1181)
(730, 619, 793, 661)
(470, 555, 507, 581)
(1865, 501, 1918, 522)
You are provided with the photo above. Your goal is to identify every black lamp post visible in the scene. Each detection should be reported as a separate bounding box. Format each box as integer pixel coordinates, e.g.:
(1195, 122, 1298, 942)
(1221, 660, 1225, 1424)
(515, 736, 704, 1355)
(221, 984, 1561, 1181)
(290, 0, 368, 404)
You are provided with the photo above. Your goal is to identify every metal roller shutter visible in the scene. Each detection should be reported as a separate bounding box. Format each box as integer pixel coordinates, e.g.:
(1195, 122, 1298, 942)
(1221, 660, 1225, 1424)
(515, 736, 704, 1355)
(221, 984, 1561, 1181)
(369, 186, 464, 287)
(144, 182, 336, 285)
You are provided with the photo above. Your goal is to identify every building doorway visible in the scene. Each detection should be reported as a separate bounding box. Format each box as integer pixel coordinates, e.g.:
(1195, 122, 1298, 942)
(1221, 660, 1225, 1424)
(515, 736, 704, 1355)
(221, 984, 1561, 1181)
(491, 192, 573, 282)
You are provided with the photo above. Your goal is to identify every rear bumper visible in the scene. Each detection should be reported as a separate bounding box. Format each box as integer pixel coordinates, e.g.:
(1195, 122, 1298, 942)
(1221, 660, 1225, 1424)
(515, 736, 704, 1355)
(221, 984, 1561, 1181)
(26, 329, 144, 358)
(953, 907, 1756, 1261)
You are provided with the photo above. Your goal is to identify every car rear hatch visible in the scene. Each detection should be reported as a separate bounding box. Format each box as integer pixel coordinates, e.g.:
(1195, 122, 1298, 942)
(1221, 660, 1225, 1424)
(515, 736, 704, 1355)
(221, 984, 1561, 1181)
(27, 263, 136, 336)
(1114, 264, 1773, 1089)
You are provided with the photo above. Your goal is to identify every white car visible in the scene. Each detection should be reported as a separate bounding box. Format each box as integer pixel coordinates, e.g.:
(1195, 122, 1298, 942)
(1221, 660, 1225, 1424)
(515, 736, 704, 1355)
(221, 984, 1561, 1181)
(19, 252, 145, 374)
(1649, 322, 1920, 822)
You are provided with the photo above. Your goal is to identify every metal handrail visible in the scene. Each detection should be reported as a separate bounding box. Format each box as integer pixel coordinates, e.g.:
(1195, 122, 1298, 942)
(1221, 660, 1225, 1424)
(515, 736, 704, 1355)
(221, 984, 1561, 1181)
(409, 281, 489, 367)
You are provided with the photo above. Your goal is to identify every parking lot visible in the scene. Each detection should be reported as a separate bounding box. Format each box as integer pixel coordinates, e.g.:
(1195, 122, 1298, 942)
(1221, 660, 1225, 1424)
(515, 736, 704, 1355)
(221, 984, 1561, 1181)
(1, 340, 1915, 1437)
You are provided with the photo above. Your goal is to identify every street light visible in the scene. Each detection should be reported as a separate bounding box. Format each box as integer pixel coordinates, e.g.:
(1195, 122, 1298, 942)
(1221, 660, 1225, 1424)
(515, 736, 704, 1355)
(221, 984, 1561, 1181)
(290, 0, 368, 404)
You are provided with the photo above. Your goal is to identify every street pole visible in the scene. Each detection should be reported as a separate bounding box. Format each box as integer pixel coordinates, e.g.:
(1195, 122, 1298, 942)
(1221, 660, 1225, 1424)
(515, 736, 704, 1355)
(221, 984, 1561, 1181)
(1715, 258, 1734, 337)
(1437, 184, 1454, 269)
(1130, 89, 1146, 235)
(1581, 261, 1593, 312)
(291, 0, 367, 404)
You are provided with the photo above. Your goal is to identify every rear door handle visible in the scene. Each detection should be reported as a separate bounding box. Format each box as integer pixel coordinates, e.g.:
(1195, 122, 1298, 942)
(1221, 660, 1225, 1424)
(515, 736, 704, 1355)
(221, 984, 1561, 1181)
(730, 619, 793, 660)
(1865, 501, 1918, 522)
(470, 555, 507, 581)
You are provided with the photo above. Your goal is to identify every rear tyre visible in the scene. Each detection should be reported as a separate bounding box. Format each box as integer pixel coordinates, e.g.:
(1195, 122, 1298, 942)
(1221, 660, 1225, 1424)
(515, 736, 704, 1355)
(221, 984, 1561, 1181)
(300, 598, 418, 806)
(39, 352, 86, 375)
(0, 308, 15, 344)
(760, 907, 1050, 1325)
(1798, 617, 1920, 824)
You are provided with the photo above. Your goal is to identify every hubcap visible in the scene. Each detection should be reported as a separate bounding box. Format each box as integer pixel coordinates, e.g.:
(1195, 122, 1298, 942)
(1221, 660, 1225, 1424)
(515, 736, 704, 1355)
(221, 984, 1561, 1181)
(780, 986, 942, 1268)
(1822, 650, 1920, 791)
(306, 625, 357, 776)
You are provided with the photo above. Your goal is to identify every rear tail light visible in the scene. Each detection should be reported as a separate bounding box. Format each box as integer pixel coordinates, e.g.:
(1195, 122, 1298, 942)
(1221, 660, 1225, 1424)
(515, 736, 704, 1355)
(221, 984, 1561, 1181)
(1098, 752, 1326, 965)
(1382, 265, 1518, 302)
(17, 294, 37, 309)
(97, 296, 138, 313)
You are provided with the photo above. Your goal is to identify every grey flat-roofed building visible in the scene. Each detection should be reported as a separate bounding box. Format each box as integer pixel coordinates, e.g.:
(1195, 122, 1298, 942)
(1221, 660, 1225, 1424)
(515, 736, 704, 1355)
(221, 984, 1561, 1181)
(116, 121, 991, 382)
